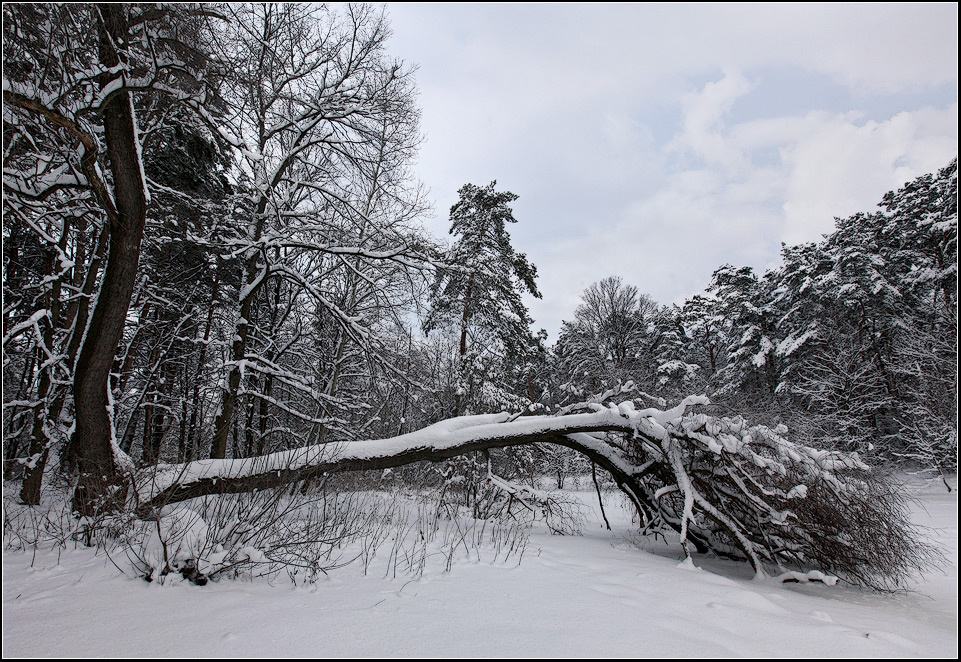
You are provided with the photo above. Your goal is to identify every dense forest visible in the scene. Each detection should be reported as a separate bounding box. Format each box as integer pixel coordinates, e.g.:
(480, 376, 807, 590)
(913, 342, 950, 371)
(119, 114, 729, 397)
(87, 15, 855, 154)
(2, 4, 956, 590)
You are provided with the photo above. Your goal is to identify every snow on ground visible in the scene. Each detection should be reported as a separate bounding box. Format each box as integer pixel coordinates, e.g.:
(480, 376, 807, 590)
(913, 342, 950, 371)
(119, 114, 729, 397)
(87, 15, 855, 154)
(2, 478, 957, 657)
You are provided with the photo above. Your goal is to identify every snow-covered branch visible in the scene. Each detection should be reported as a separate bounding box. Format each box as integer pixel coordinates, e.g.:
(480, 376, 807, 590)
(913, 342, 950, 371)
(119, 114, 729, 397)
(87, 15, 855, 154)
(135, 396, 934, 590)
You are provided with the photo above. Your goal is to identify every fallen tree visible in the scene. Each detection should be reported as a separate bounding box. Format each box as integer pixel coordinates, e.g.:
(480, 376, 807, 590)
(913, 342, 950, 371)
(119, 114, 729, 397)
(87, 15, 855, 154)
(127, 394, 939, 591)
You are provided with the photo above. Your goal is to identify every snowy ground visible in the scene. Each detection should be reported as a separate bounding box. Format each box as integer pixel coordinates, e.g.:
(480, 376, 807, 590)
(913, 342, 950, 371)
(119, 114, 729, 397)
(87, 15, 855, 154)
(3, 478, 957, 657)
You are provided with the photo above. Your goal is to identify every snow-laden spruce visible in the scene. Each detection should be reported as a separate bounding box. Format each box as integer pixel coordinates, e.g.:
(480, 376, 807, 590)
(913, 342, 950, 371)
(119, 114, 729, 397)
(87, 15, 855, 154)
(135, 394, 938, 591)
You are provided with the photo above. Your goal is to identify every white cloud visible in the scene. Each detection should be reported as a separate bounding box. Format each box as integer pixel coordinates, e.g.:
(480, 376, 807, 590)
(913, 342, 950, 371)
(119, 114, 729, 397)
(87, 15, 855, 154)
(778, 104, 959, 245)
(525, 89, 957, 334)
(670, 70, 757, 169)
(383, 3, 958, 337)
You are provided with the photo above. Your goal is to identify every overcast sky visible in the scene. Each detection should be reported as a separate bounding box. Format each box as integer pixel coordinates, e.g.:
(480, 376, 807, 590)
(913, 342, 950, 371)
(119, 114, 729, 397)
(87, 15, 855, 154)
(382, 3, 958, 338)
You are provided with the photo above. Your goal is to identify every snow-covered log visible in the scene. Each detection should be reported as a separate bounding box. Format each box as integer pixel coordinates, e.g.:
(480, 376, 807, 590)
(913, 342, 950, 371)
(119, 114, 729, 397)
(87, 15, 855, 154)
(136, 396, 937, 590)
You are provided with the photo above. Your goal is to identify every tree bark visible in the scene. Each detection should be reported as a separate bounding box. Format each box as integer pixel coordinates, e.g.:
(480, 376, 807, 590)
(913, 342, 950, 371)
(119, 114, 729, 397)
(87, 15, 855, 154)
(64, 4, 147, 515)
(210, 288, 256, 459)
(455, 274, 474, 416)
(140, 416, 636, 509)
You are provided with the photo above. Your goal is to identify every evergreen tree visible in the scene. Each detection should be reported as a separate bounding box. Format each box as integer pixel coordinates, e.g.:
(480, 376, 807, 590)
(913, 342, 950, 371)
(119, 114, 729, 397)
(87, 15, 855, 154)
(707, 265, 780, 414)
(425, 181, 541, 416)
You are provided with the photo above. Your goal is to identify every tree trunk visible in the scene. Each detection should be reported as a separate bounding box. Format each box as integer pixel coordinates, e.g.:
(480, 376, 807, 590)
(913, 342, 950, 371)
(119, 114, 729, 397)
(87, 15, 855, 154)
(20, 215, 71, 504)
(140, 416, 638, 509)
(137, 413, 711, 555)
(455, 274, 474, 416)
(210, 291, 255, 459)
(64, 4, 147, 516)
(185, 265, 220, 461)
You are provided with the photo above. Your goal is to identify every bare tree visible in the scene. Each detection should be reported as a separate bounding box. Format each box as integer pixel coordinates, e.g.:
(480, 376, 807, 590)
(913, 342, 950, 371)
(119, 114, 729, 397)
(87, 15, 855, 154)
(3, 4, 219, 511)
(555, 276, 660, 399)
(203, 4, 430, 459)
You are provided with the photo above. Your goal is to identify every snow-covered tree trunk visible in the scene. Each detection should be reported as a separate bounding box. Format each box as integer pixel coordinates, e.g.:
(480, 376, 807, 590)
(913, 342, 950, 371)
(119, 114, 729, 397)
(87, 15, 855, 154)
(135, 395, 936, 590)
(64, 5, 148, 514)
(4, 3, 227, 509)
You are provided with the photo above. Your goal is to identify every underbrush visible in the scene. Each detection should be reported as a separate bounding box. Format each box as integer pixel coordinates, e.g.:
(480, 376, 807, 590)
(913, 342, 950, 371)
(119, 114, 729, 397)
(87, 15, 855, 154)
(3, 473, 589, 587)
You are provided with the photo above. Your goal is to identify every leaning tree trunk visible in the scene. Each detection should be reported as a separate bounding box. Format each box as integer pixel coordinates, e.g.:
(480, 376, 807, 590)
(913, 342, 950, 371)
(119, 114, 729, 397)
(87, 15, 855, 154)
(64, 4, 147, 516)
(138, 407, 714, 557)
(135, 399, 936, 591)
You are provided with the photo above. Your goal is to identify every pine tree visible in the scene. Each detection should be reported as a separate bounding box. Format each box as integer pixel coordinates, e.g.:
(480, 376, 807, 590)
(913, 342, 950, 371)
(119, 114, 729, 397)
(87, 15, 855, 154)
(424, 181, 541, 416)
(707, 265, 780, 412)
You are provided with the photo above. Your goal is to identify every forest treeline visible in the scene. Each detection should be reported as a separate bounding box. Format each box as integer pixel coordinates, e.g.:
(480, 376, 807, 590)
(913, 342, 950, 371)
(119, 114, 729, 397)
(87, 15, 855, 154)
(550, 159, 957, 483)
(2, 3, 957, 517)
